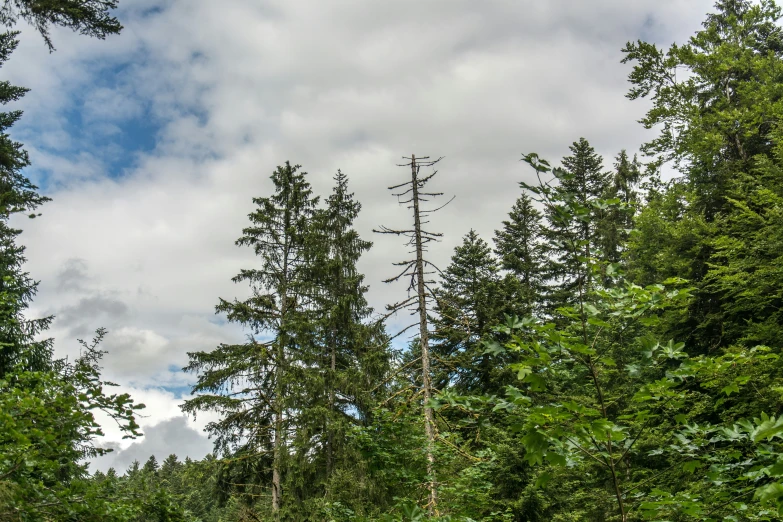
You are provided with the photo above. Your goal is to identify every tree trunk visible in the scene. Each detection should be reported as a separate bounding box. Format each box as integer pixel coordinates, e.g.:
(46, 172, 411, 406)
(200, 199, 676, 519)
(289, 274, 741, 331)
(327, 329, 336, 476)
(411, 154, 438, 513)
(272, 354, 283, 520)
(272, 250, 290, 521)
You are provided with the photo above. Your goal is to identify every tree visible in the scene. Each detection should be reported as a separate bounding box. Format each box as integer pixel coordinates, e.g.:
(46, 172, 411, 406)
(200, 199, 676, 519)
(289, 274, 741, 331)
(493, 193, 546, 317)
(622, 0, 783, 352)
(0, 0, 122, 382)
(0, 0, 123, 51)
(432, 230, 504, 393)
(0, 31, 52, 379)
(308, 170, 387, 482)
(623, 0, 783, 217)
(182, 162, 320, 520)
(374, 154, 450, 514)
(143, 455, 159, 476)
(0, 329, 145, 521)
(701, 138, 783, 347)
(542, 138, 610, 312)
(476, 154, 783, 521)
(597, 150, 641, 264)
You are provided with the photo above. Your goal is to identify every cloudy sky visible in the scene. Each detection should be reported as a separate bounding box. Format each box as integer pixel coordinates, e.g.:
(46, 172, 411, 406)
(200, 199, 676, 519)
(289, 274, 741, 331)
(5, 0, 715, 472)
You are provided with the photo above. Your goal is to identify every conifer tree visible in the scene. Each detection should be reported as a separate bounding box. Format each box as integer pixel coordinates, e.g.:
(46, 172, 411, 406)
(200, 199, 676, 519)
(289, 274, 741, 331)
(0, 31, 53, 378)
(0, 0, 123, 51)
(142, 455, 159, 476)
(598, 150, 641, 264)
(182, 162, 320, 520)
(493, 192, 546, 317)
(374, 154, 450, 514)
(0, 0, 123, 381)
(543, 138, 609, 311)
(308, 170, 385, 480)
(432, 230, 503, 393)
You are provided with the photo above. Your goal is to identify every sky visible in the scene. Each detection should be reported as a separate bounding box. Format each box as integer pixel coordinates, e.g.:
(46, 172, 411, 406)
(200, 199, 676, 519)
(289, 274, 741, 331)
(3, 0, 716, 472)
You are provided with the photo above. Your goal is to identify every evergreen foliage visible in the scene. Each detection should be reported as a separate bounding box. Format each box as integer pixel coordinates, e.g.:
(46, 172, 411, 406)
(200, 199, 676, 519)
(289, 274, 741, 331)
(432, 230, 504, 393)
(182, 162, 322, 519)
(7, 0, 783, 520)
(541, 138, 610, 312)
(493, 193, 546, 317)
(597, 150, 641, 264)
(0, 0, 123, 50)
(0, 31, 52, 379)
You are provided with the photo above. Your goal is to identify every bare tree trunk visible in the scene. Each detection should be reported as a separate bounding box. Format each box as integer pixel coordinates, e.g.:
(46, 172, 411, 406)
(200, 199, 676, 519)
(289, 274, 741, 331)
(375, 153, 448, 514)
(411, 154, 438, 513)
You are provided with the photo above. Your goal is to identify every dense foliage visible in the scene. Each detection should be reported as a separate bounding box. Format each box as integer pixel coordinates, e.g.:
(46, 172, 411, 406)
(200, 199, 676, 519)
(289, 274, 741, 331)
(3, 0, 783, 521)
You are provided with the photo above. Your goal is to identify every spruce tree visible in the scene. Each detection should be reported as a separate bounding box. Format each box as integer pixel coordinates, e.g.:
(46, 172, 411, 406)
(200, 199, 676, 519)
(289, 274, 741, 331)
(0, 0, 122, 51)
(308, 170, 385, 480)
(493, 192, 546, 317)
(182, 162, 320, 520)
(543, 138, 609, 311)
(0, 31, 52, 378)
(432, 230, 503, 393)
(598, 150, 641, 264)
(0, 0, 123, 380)
(142, 455, 159, 475)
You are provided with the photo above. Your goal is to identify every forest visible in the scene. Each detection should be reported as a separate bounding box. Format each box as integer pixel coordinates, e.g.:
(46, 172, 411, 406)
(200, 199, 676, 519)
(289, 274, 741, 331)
(2, 0, 783, 520)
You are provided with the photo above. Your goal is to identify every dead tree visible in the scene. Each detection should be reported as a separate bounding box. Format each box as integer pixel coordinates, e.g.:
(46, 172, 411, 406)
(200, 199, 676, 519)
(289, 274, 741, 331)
(374, 154, 452, 514)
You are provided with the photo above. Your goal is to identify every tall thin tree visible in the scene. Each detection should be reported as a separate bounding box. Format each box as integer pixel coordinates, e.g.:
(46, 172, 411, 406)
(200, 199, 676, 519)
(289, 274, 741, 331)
(182, 162, 320, 520)
(0, 32, 52, 378)
(374, 154, 451, 514)
(308, 170, 385, 481)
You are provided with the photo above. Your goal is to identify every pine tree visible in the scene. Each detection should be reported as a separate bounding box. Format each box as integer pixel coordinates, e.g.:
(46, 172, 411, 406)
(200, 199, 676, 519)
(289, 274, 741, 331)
(182, 162, 320, 520)
(432, 230, 503, 393)
(493, 192, 546, 317)
(0, 31, 53, 378)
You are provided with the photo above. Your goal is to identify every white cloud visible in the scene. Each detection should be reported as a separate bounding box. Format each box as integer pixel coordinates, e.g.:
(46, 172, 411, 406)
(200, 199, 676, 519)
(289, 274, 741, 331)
(8, 0, 716, 465)
(91, 416, 214, 473)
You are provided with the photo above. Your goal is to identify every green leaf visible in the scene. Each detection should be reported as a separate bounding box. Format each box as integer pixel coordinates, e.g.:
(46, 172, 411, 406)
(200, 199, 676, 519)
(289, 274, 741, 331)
(523, 373, 547, 392)
(534, 472, 552, 489)
(755, 482, 783, 504)
(483, 340, 505, 356)
(546, 452, 567, 467)
(752, 415, 783, 442)
(587, 317, 611, 328)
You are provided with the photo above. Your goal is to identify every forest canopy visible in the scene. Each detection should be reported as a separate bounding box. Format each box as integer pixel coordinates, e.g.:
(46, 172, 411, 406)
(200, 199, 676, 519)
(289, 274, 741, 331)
(2, 0, 783, 521)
